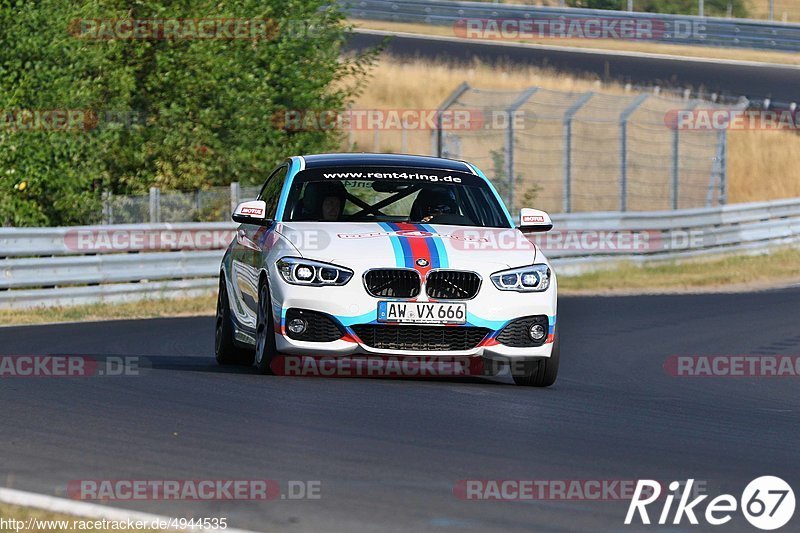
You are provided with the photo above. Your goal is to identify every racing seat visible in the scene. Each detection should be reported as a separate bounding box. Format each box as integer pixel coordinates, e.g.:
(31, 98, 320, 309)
(409, 187, 473, 225)
(294, 181, 346, 221)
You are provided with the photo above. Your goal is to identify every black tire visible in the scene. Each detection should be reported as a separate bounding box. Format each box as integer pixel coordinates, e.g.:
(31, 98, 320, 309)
(215, 276, 255, 366)
(511, 327, 560, 387)
(254, 279, 278, 375)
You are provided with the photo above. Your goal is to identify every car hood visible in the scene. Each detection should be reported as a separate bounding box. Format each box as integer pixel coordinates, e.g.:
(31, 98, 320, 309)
(274, 222, 538, 270)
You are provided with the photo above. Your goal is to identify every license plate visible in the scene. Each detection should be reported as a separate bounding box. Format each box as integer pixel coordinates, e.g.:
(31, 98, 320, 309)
(377, 301, 467, 325)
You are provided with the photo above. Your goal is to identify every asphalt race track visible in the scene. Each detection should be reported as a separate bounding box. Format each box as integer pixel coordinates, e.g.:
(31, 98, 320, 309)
(2, 288, 800, 532)
(346, 30, 800, 106)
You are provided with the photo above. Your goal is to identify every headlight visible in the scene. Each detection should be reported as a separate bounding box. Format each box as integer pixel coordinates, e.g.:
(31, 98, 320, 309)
(490, 264, 551, 292)
(276, 257, 353, 286)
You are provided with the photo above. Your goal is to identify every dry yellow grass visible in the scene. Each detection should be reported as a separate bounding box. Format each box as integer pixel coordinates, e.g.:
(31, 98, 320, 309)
(748, 0, 800, 22)
(352, 20, 800, 65)
(347, 56, 626, 160)
(356, 56, 622, 108)
(350, 57, 800, 204)
(728, 129, 800, 201)
(0, 294, 215, 326)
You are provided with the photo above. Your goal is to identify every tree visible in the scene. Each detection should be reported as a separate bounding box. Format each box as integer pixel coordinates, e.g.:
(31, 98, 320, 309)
(0, 0, 377, 226)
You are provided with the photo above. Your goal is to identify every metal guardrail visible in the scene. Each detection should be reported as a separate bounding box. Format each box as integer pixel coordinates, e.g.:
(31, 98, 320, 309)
(345, 0, 800, 52)
(549, 197, 800, 274)
(2, 198, 799, 308)
(0, 223, 236, 309)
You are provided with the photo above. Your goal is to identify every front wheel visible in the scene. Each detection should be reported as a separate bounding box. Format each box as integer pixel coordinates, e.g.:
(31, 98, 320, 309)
(254, 280, 278, 375)
(512, 327, 560, 387)
(215, 276, 254, 366)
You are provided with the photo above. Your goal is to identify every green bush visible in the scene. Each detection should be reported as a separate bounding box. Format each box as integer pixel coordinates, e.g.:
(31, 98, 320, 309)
(0, 0, 376, 226)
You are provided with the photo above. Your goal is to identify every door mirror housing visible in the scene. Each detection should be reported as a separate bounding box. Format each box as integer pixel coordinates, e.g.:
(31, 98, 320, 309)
(518, 208, 553, 232)
(232, 200, 271, 225)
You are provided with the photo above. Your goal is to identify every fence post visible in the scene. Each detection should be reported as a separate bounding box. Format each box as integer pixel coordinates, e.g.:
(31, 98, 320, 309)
(149, 187, 160, 224)
(671, 127, 680, 210)
(671, 101, 699, 210)
(401, 118, 408, 154)
(718, 129, 727, 205)
(619, 94, 648, 212)
(230, 182, 240, 215)
(101, 191, 112, 224)
(706, 128, 729, 207)
(347, 104, 354, 149)
(435, 82, 470, 157)
(562, 91, 594, 213)
(504, 87, 538, 216)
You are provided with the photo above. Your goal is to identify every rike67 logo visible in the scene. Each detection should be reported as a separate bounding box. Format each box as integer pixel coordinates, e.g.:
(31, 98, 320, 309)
(626, 477, 795, 530)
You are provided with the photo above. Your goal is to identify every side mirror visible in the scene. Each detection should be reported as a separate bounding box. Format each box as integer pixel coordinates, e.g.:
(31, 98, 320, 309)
(518, 208, 553, 232)
(232, 200, 271, 225)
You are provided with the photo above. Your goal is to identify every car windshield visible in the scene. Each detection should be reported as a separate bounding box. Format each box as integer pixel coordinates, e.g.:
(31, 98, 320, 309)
(283, 166, 511, 228)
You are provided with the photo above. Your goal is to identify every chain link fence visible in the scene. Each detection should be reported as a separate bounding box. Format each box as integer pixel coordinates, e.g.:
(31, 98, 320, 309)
(435, 84, 746, 215)
(99, 84, 745, 223)
(101, 184, 261, 224)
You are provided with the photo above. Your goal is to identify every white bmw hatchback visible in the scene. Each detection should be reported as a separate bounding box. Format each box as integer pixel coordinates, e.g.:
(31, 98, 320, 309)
(216, 153, 559, 386)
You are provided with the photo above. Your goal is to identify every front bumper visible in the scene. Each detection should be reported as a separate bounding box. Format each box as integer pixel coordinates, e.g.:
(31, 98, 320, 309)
(270, 274, 557, 361)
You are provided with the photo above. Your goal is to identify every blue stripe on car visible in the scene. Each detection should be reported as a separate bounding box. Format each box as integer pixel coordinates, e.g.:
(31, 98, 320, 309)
(274, 157, 301, 221)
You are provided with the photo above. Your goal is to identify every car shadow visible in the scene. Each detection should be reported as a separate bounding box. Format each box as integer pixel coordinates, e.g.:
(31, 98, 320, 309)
(40, 353, 513, 384)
